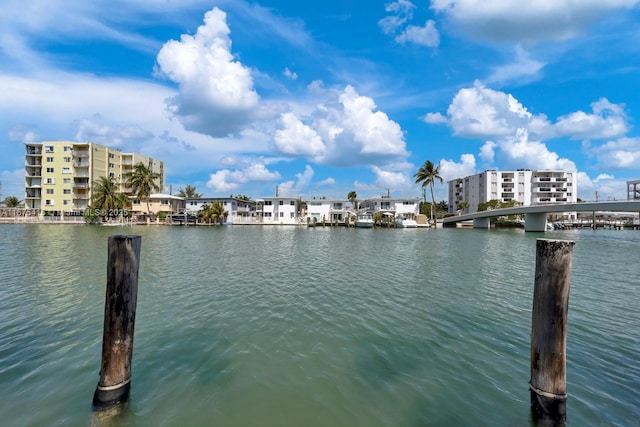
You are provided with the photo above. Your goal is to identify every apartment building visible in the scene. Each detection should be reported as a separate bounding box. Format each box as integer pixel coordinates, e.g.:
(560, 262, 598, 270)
(628, 179, 640, 200)
(448, 169, 577, 213)
(258, 197, 301, 224)
(25, 141, 164, 214)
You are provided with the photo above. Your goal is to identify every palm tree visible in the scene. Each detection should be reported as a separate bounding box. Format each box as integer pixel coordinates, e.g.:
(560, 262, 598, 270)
(3, 196, 22, 207)
(91, 176, 129, 219)
(457, 201, 469, 214)
(347, 191, 358, 211)
(414, 160, 443, 222)
(125, 162, 161, 217)
(200, 201, 226, 225)
(177, 185, 202, 199)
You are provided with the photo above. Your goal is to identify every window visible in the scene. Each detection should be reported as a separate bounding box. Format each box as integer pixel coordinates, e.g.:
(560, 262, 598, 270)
(64, 146, 72, 152)
(279, 212, 284, 217)
(161, 200, 169, 205)
(264, 212, 272, 217)
(133, 200, 141, 205)
(45, 178, 54, 184)
(62, 167, 71, 174)
(45, 199, 54, 205)
(45, 145, 54, 153)
(46, 157, 54, 162)
(290, 212, 295, 218)
(46, 189, 54, 194)
(264, 201, 272, 206)
(63, 178, 71, 184)
(63, 200, 70, 205)
(64, 157, 71, 162)
(290, 201, 295, 206)
(108, 163, 114, 168)
(63, 189, 71, 195)
(46, 167, 54, 173)
(279, 200, 284, 205)
(108, 153, 115, 159)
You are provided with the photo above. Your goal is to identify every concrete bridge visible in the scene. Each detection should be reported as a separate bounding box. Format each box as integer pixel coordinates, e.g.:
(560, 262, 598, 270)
(442, 201, 640, 232)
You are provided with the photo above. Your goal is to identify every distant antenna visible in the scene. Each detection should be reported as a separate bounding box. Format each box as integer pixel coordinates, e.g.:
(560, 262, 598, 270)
(386, 188, 391, 198)
(275, 185, 279, 197)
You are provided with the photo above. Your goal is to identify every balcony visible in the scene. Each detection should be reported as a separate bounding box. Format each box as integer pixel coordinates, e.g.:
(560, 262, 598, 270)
(74, 161, 89, 168)
(73, 183, 89, 189)
(26, 149, 42, 156)
(73, 151, 90, 158)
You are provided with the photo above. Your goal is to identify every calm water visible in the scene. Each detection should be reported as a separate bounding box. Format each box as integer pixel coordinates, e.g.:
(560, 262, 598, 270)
(0, 224, 638, 426)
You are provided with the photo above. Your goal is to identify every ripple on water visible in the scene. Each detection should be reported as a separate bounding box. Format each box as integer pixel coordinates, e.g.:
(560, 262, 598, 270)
(1, 225, 639, 426)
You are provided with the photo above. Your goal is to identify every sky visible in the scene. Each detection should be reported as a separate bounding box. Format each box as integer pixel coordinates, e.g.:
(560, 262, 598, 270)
(1, 0, 640, 202)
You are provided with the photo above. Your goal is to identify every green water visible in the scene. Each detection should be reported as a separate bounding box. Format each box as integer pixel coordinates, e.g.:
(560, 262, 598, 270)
(1, 224, 638, 426)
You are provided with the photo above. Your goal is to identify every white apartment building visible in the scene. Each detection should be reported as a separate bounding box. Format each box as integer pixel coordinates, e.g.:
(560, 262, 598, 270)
(628, 179, 640, 200)
(258, 197, 301, 224)
(448, 170, 577, 213)
(185, 197, 254, 223)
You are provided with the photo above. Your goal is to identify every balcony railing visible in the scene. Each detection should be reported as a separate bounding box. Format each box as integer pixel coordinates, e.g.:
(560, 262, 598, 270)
(73, 151, 90, 158)
(73, 183, 89, 189)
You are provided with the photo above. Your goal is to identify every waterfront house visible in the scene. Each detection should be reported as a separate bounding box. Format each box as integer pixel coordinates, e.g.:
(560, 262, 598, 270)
(185, 197, 254, 224)
(131, 193, 184, 217)
(305, 198, 350, 224)
(257, 196, 301, 224)
(358, 197, 420, 217)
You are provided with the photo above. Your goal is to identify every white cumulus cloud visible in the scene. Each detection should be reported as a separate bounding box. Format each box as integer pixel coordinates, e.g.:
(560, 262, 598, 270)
(592, 137, 640, 169)
(439, 153, 476, 182)
(273, 113, 325, 156)
(430, 0, 640, 44)
(156, 7, 260, 137)
(207, 161, 281, 192)
(278, 165, 314, 196)
(554, 98, 628, 140)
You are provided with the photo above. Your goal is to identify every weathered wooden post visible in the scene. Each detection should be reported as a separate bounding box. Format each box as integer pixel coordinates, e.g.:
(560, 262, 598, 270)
(530, 239, 574, 423)
(93, 235, 142, 409)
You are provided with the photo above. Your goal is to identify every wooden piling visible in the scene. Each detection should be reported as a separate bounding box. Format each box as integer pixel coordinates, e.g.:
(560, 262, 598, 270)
(530, 238, 574, 423)
(93, 235, 142, 409)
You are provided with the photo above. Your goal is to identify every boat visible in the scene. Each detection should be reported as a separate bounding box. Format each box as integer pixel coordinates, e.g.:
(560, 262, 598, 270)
(355, 213, 374, 228)
(395, 214, 418, 228)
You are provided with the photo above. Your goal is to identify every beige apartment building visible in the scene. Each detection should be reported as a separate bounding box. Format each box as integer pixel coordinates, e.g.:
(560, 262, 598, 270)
(25, 141, 165, 215)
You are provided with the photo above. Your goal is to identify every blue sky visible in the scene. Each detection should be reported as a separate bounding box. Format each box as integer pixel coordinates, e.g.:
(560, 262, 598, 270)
(1, 0, 640, 202)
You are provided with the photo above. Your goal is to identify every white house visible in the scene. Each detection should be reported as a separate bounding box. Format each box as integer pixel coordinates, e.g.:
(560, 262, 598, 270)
(358, 197, 420, 216)
(258, 197, 301, 224)
(185, 197, 254, 223)
(305, 198, 351, 223)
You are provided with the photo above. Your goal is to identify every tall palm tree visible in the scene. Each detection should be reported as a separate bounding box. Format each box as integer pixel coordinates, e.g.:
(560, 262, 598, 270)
(3, 196, 22, 207)
(177, 185, 202, 199)
(347, 191, 358, 211)
(414, 160, 443, 222)
(91, 176, 129, 218)
(125, 162, 161, 217)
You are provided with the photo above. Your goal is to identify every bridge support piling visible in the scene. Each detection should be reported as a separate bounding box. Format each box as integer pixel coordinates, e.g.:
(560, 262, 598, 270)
(525, 213, 547, 232)
(473, 217, 490, 229)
